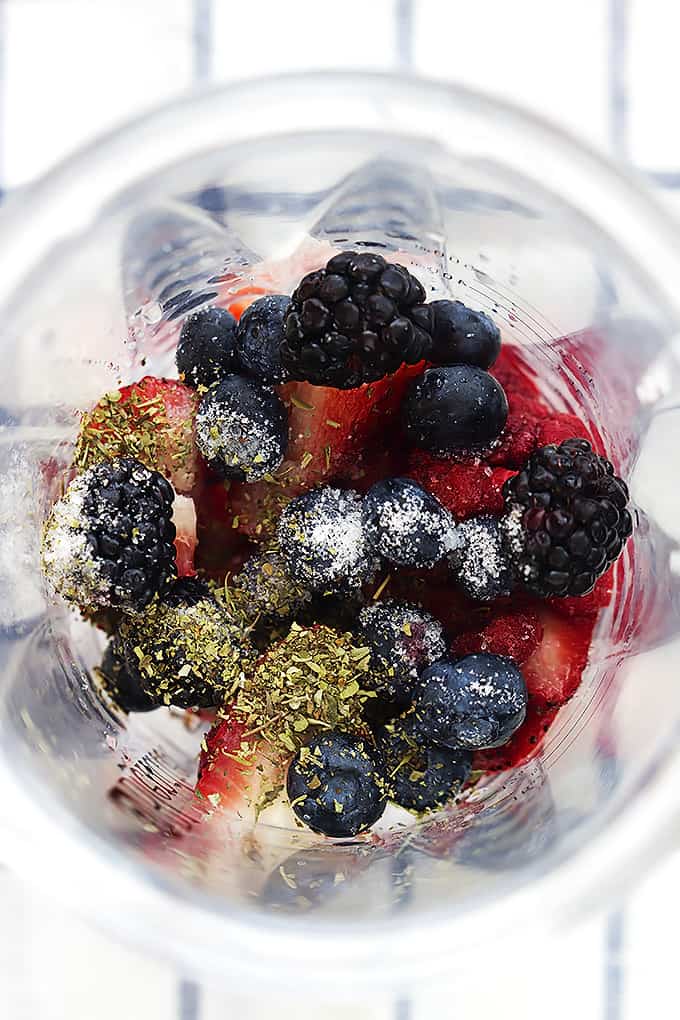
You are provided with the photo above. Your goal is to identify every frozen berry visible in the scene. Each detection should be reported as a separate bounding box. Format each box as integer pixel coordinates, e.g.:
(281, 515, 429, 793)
(451, 609, 543, 665)
(362, 477, 456, 569)
(176, 306, 238, 388)
(407, 454, 514, 520)
(281, 251, 431, 389)
(403, 366, 508, 454)
(195, 375, 288, 482)
(377, 715, 472, 811)
(358, 600, 446, 702)
(429, 300, 501, 369)
(449, 515, 515, 601)
(119, 578, 252, 708)
(503, 438, 634, 597)
(277, 487, 378, 592)
(414, 654, 528, 751)
(41, 457, 176, 613)
(235, 294, 291, 383)
(97, 639, 157, 713)
(286, 731, 386, 837)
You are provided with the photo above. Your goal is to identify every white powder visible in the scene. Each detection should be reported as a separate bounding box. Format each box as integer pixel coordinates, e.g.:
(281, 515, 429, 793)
(278, 487, 378, 591)
(195, 386, 284, 483)
(41, 472, 110, 608)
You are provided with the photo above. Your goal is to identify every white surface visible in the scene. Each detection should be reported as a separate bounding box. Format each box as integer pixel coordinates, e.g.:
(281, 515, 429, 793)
(1, 0, 679, 1017)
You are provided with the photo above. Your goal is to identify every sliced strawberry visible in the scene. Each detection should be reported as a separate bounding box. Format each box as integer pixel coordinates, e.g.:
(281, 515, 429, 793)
(522, 608, 594, 710)
(74, 376, 201, 495)
(224, 287, 269, 321)
(227, 363, 424, 540)
(194, 477, 254, 579)
(536, 412, 593, 449)
(172, 494, 198, 577)
(451, 609, 543, 665)
(473, 703, 559, 772)
(407, 453, 514, 520)
(196, 705, 280, 816)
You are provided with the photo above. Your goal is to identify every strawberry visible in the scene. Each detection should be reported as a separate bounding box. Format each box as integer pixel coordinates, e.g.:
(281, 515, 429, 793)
(196, 706, 280, 816)
(486, 407, 541, 467)
(227, 363, 424, 540)
(193, 477, 253, 579)
(407, 453, 514, 520)
(451, 609, 543, 665)
(473, 704, 558, 773)
(172, 494, 198, 577)
(74, 376, 201, 495)
(522, 608, 594, 710)
(536, 412, 593, 449)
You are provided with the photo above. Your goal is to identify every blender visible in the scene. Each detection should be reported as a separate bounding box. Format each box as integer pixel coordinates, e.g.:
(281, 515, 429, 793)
(1, 72, 680, 992)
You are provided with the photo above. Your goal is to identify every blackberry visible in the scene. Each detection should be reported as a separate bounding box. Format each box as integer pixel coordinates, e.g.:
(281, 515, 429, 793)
(503, 438, 634, 597)
(286, 731, 386, 837)
(195, 375, 288, 482)
(41, 457, 176, 613)
(176, 306, 238, 388)
(377, 715, 472, 812)
(97, 639, 157, 713)
(281, 250, 432, 389)
(119, 577, 252, 708)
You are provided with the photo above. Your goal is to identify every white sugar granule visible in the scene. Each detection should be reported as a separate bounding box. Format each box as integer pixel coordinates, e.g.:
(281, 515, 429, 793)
(41, 472, 109, 607)
(195, 388, 283, 482)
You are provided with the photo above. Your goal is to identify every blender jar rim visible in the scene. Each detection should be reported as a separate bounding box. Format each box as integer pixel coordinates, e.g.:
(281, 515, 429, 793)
(1, 69, 680, 984)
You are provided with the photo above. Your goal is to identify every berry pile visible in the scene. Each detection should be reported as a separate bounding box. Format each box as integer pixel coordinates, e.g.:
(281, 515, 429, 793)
(40, 249, 635, 840)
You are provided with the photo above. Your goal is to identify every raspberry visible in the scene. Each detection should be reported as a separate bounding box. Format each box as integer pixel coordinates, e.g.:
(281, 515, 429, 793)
(451, 609, 543, 664)
(407, 452, 514, 520)
(486, 409, 540, 467)
(536, 413, 593, 448)
(281, 251, 431, 388)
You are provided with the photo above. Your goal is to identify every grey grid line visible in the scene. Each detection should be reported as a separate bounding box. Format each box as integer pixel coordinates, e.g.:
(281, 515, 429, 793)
(192, 0, 214, 84)
(395, 0, 414, 70)
(178, 977, 201, 1020)
(608, 0, 629, 158)
(604, 910, 625, 1020)
(0, 0, 6, 201)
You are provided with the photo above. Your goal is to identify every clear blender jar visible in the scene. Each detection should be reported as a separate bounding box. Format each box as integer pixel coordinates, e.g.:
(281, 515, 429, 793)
(1, 72, 680, 991)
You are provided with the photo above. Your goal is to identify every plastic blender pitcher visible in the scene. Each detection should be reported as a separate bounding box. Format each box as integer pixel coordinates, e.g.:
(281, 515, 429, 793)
(1, 72, 680, 991)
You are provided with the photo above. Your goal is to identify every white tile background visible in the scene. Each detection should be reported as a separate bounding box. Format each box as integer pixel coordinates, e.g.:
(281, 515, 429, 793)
(1, 0, 679, 1017)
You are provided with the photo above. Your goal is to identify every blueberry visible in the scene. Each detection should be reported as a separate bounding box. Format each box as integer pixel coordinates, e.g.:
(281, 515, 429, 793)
(429, 300, 501, 369)
(377, 716, 472, 811)
(286, 731, 386, 837)
(277, 486, 378, 592)
(358, 600, 446, 702)
(403, 366, 508, 454)
(235, 295, 291, 383)
(449, 514, 515, 601)
(414, 654, 528, 751)
(176, 307, 238, 388)
(195, 374, 288, 482)
(98, 640, 157, 713)
(362, 477, 456, 569)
